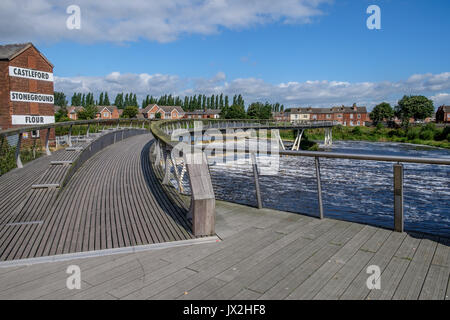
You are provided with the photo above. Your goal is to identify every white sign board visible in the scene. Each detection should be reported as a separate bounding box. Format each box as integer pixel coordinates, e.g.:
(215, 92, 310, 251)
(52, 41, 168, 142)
(9, 66, 54, 82)
(10, 91, 54, 104)
(11, 115, 55, 125)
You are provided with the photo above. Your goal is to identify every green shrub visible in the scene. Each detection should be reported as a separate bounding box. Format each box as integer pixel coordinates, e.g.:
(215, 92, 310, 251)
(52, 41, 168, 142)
(406, 128, 420, 140)
(352, 126, 362, 135)
(0, 143, 16, 176)
(419, 129, 434, 141)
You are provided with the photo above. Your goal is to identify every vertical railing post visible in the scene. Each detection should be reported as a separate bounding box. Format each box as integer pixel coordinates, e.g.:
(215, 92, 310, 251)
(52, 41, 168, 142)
(45, 128, 51, 155)
(315, 157, 324, 219)
(68, 124, 73, 147)
(15, 133, 23, 168)
(251, 153, 263, 209)
(86, 123, 91, 138)
(394, 163, 404, 232)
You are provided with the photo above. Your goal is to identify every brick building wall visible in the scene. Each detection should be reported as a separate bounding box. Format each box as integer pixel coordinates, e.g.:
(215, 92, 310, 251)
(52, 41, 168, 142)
(0, 44, 55, 146)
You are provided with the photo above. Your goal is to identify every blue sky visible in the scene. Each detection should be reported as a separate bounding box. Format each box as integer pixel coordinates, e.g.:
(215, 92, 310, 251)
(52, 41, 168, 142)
(1, 0, 450, 109)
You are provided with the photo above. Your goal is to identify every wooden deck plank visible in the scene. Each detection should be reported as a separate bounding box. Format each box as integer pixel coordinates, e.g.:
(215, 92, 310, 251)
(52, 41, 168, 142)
(419, 265, 450, 300)
(392, 236, 438, 300)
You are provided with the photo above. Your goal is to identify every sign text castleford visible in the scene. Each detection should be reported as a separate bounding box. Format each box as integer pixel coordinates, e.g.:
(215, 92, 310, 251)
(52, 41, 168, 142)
(8, 66, 53, 82)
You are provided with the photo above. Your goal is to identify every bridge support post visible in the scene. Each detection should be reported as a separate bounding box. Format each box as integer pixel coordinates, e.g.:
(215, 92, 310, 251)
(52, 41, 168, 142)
(393, 163, 404, 232)
(45, 128, 51, 156)
(324, 127, 333, 146)
(15, 133, 23, 169)
(315, 157, 324, 219)
(171, 150, 184, 193)
(162, 148, 171, 185)
(272, 129, 285, 151)
(184, 149, 215, 236)
(292, 129, 304, 151)
(251, 153, 263, 209)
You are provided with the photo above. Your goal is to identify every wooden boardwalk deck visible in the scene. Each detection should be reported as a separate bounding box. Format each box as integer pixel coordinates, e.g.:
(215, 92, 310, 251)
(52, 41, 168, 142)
(0, 133, 195, 262)
(0, 200, 448, 300)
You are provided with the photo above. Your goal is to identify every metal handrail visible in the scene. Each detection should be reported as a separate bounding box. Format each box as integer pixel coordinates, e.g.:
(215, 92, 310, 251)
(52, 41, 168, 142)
(0, 118, 151, 169)
(0, 118, 152, 138)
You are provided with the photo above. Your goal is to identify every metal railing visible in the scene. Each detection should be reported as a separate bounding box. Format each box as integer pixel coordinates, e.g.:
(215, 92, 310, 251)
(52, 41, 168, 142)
(207, 146, 450, 233)
(156, 118, 337, 137)
(151, 119, 450, 234)
(0, 118, 152, 172)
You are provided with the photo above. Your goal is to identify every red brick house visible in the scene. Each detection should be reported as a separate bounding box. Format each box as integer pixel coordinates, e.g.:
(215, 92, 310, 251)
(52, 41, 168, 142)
(67, 106, 84, 120)
(436, 105, 450, 123)
(141, 104, 185, 119)
(96, 106, 120, 119)
(0, 43, 55, 142)
(272, 112, 290, 122)
(290, 104, 368, 126)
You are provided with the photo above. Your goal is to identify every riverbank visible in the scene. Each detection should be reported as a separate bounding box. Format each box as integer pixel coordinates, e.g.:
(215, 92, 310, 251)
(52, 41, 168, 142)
(279, 124, 450, 150)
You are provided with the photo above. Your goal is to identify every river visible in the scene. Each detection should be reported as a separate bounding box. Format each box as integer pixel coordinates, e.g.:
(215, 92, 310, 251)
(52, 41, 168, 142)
(207, 140, 450, 237)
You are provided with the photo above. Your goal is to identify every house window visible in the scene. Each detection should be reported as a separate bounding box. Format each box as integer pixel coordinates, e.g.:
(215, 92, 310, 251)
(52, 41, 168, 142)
(357, 114, 361, 119)
(165, 112, 171, 118)
(337, 114, 342, 118)
(350, 114, 354, 119)
(357, 121, 360, 126)
(447, 114, 450, 118)
(326, 114, 331, 119)
(104, 112, 108, 118)
(312, 115, 317, 120)
(350, 121, 354, 126)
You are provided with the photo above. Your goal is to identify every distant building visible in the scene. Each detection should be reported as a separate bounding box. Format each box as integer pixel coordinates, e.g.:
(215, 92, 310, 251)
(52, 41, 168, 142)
(67, 106, 84, 120)
(141, 104, 185, 119)
(95, 106, 120, 119)
(184, 109, 221, 119)
(272, 112, 289, 122)
(289, 104, 368, 126)
(436, 105, 450, 123)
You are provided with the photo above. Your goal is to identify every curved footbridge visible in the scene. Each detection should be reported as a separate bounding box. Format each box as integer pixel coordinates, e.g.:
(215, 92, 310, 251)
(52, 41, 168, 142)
(0, 119, 448, 300)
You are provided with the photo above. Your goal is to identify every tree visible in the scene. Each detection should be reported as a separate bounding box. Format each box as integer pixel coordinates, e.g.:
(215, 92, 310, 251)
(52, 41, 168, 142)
(222, 104, 246, 119)
(99, 92, 104, 106)
(54, 92, 67, 107)
(370, 102, 394, 125)
(114, 93, 124, 109)
(395, 95, 434, 129)
(247, 102, 273, 119)
(104, 92, 110, 105)
(55, 106, 69, 122)
(77, 105, 97, 120)
(155, 112, 162, 119)
(122, 106, 139, 118)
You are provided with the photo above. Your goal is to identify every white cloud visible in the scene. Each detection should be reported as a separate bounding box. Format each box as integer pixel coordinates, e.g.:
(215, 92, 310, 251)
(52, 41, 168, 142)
(430, 93, 450, 106)
(0, 0, 331, 43)
(54, 71, 450, 109)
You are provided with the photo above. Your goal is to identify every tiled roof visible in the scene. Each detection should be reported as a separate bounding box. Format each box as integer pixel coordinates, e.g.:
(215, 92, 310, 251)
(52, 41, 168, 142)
(0, 42, 54, 67)
(0, 43, 30, 60)
(96, 105, 118, 113)
(439, 105, 450, 112)
(290, 106, 367, 114)
(142, 104, 185, 114)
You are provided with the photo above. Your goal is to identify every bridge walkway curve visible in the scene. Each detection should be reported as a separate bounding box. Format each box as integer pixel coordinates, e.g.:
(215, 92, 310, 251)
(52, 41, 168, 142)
(0, 133, 196, 262)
